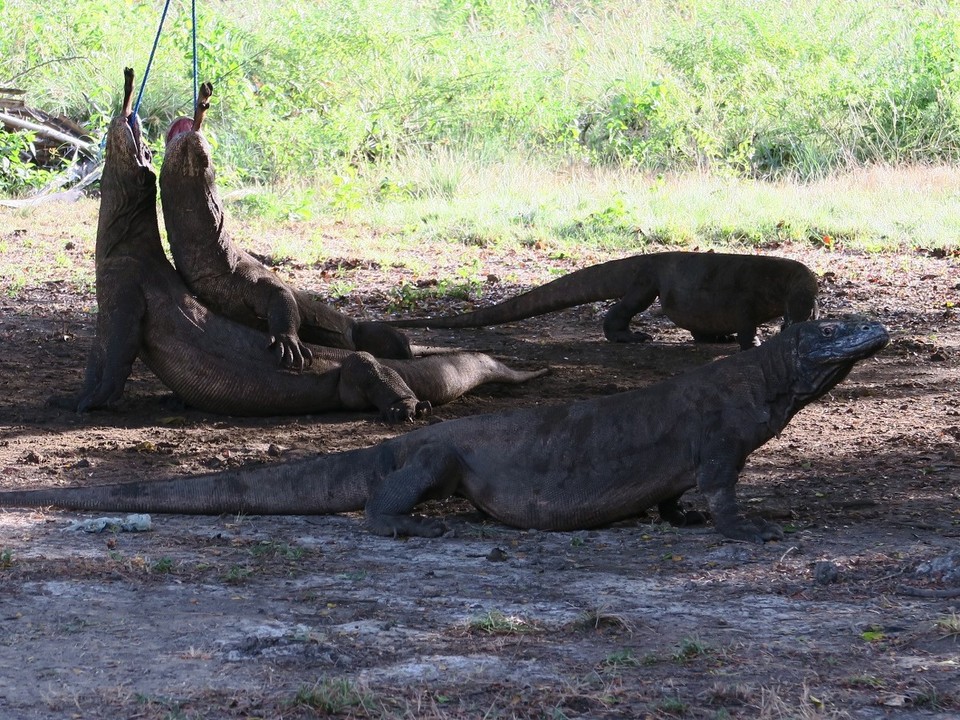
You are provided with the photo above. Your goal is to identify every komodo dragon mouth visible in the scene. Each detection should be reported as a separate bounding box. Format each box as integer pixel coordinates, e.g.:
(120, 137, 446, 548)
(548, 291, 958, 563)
(126, 116, 150, 168)
(107, 67, 152, 172)
(802, 320, 890, 364)
(791, 319, 889, 402)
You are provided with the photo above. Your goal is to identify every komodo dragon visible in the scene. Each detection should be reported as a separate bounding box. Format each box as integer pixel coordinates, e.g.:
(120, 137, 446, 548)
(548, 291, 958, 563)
(389, 251, 819, 350)
(76, 68, 544, 420)
(22, 318, 888, 543)
(160, 81, 412, 368)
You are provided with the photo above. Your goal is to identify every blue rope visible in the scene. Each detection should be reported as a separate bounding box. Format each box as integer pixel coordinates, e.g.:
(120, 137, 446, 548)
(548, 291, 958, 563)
(192, 0, 198, 108)
(131, 0, 174, 127)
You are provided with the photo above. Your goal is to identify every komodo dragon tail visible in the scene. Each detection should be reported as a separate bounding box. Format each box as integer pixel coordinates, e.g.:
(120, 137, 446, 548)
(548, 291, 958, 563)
(387, 256, 645, 329)
(0, 453, 372, 516)
(388, 352, 549, 406)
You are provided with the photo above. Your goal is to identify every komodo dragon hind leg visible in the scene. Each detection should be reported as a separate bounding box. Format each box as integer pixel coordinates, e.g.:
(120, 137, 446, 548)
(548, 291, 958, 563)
(783, 287, 819, 329)
(692, 322, 760, 350)
(657, 495, 710, 527)
(337, 352, 431, 423)
(364, 444, 463, 537)
(352, 321, 414, 360)
(736, 319, 761, 350)
(602, 279, 657, 343)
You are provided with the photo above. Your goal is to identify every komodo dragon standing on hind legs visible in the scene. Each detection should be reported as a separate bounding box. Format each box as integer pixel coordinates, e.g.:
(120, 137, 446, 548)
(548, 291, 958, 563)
(22, 317, 888, 544)
(75, 68, 545, 420)
(160, 81, 413, 368)
(389, 251, 820, 350)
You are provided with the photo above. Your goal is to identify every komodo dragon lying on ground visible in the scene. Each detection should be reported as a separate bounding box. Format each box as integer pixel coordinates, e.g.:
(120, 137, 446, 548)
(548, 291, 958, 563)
(76, 68, 544, 420)
(390, 251, 820, 350)
(161, 82, 412, 368)
(20, 317, 888, 543)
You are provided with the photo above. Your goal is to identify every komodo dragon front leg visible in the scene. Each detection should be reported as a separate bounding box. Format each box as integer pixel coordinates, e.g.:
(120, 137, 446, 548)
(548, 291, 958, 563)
(697, 445, 784, 543)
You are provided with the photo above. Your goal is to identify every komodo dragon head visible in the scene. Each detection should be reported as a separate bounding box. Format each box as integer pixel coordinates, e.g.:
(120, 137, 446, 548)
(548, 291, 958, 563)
(103, 68, 153, 186)
(786, 318, 889, 402)
(161, 81, 215, 203)
(96, 67, 158, 260)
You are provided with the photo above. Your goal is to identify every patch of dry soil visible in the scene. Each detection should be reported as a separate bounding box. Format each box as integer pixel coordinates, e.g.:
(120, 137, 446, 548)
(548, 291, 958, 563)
(0, 221, 958, 718)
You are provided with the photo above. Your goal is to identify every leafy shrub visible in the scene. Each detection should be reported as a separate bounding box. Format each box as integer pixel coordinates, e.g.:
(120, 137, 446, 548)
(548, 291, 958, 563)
(1, 0, 959, 185)
(0, 131, 53, 195)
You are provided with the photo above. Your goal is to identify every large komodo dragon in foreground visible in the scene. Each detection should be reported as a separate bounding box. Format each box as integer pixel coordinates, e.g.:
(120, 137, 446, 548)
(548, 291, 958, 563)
(22, 316, 888, 543)
(76, 68, 544, 420)
(390, 251, 819, 350)
(161, 82, 412, 368)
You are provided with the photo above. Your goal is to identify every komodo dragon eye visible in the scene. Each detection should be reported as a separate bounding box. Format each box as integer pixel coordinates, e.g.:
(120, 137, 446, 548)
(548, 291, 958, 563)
(821, 326, 834, 337)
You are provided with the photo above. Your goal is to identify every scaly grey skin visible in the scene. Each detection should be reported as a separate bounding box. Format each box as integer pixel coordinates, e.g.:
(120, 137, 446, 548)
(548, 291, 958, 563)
(27, 319, 888, 544)
(160, 81, 413, 369)
(390, 252, 820, 350)
(76, 68, 545, 421)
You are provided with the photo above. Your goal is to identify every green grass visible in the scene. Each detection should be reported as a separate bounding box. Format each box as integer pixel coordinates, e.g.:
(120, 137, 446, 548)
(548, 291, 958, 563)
(358, 156, 960, 253)
(656, 696, 687, 715)
(466, 609, 541, 635)
(3, 0, 959, 262)
(292, 678, 373, 714)
(935, 612, 960, 638)
(2, 158, 956, 301)
(223, 564, 252, 584)
(672, 635, 712, 663)
(231, 159, 960, 259)
(150, 557, 175, 574)
(600, 648, 642, 670)
(2, 0, 960, 185)
(249, 540, 306, 561)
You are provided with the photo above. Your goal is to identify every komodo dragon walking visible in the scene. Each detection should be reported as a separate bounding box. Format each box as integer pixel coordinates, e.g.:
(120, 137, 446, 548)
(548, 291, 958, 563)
(22, 317, 888, 543)
(390, 251, 820, 350)
(161, 82, 412, 368)
(76, 68, 544, 420)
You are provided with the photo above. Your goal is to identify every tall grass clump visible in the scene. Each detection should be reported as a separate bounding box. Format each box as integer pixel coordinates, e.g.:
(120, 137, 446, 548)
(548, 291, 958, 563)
(1, 0, 959, 182)
(650, 0, 960, 176)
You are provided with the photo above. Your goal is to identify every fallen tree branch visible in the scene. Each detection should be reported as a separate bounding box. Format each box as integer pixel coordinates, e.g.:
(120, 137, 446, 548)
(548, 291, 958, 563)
(0, 163, 101, 208)
(0, 111, 95, 155)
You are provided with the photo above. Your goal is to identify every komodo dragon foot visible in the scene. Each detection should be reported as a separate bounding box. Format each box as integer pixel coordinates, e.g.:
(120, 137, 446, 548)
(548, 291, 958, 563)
(605, 329, 654, 343)
(366, 514, 447, 538)
(713, 515, 784, 544)
(384, 399, 432, 424)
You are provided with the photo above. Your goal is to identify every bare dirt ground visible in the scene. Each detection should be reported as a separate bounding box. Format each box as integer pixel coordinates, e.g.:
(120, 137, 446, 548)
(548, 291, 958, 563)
(1, 206, 959, 719)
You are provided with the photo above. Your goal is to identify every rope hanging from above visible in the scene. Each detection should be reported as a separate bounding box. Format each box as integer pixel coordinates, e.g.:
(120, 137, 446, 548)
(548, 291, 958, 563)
(192, 0, 199, 109)
(130, 0, 173, 127)
(130, 0, 201, 128)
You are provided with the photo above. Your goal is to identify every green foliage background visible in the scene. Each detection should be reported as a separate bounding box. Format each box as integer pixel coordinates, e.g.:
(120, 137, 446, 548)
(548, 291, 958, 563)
(2, 0, 959, 183)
